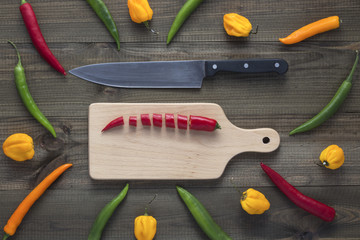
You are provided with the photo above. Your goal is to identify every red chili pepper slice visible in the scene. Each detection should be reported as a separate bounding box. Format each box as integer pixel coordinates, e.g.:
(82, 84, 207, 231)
(153, 114, 162, 127)
(19, 0, 66, 75)
(177, 114, 188, 130)
(165, 113, 175, 128)
(141, 114, 151, 126)
(102, 116, 124, 132)
(189, 115, 221, 131)
(260, 163, 336, 222)
(129, 116, 137, 127)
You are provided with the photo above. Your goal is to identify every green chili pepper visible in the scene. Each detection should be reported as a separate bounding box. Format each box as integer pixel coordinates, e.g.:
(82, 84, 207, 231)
(176, 186, 232, 240)
(290, 51, 359, 135)
(8, 41, 56, 138)
(88, 183, 129, 240)
(167, 0, 203, 44)
(86, 0, 120, 50)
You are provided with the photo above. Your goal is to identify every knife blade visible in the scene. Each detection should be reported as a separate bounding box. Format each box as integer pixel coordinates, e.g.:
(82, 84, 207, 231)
(69, 59, 288, 88)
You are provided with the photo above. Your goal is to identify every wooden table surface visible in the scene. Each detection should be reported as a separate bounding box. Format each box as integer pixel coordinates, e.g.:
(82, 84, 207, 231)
(1, 0, 360, 239)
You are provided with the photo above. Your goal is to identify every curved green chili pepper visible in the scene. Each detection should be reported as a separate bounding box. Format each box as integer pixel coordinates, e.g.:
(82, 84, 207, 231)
(8, 41, 56, 138)
(290, 50, 359, 135)
(167, 0, 203, 44)
(88, 183, 129, 240)
(86, 0, 120, 50)
(176, 186, 232, 240)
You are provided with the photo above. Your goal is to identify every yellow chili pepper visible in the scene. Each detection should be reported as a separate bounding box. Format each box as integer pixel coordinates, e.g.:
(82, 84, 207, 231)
(2, 133, 34, 161)
(128, 0, 157, 33)
(240, 188, 270, 215)
(223, 13, 253, 37)
(319, 145, 344, 170)
(134, 211, 157, 240)
(279, 16, 340, 45)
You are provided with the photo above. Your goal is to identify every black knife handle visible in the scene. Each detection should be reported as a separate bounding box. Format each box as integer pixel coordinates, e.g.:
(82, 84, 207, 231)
(205, 59, 288, 76)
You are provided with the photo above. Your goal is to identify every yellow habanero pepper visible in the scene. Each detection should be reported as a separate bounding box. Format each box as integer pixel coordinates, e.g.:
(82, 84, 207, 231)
(223, 13, 253, 37)
(319, 145, 344, 170)
(128, 0, 157, 33)
(134, 211, 157, 240)
(2, 133, 34, 161)
(240, 188, 270, 215)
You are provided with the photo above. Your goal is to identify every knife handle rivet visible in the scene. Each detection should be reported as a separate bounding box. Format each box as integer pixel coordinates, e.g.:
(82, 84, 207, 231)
(212, 64, 218, 70)
(243, 63, 249, 69)
(274, 62, 280, 68)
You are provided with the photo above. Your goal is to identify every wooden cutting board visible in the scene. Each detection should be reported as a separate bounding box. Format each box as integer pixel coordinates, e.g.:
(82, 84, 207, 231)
(89, 103, 280, 180)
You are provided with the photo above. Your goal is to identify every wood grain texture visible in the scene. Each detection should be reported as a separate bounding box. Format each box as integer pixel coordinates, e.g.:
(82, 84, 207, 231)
(0, 0, 360, 239)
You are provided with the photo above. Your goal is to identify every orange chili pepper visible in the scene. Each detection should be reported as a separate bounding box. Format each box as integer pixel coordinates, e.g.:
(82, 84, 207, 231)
(2, 163, 72, 239)
(279, 16, 340, 45)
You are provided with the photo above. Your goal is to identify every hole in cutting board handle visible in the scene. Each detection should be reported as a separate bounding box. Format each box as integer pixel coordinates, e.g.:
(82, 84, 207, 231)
(262, 137, 270, 144)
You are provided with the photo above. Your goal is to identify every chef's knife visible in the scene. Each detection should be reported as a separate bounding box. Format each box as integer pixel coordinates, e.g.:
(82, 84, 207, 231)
(69, 59, 288, 88)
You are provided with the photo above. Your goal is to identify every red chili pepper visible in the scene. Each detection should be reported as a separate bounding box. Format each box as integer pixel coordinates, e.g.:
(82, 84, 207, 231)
(260, 163, 336, 222)
(141, 114, 151, 126)
(129, 116, 137, 127)
(165, 113, 175, 128)
(189, 115, 221, 131)
(102, 116, 124, 132)
(177, 114, 188, 130)
(153, 114, 162, 127)
(19, 0, 66, 75)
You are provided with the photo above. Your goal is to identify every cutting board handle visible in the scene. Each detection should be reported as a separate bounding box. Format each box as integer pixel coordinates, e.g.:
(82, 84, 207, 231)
(230, 127, 280, 153)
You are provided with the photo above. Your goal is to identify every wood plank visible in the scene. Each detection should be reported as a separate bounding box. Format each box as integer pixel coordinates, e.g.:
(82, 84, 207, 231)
(0, 186, 359, 239)
(1, 0, 359, 44)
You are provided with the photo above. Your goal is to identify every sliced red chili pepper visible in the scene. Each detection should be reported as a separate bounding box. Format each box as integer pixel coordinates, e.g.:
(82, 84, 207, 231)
(165, 113, 175, 128)
(141, 114, 151, 126)
(129, 116, 137, 127)
(19, 0, 66, 75)
(102, 116, 124, 132)
(153, 114, 162, 127)
(189, 115, 221, 131)
(260, 163, 336, 222)
(177, 114, 188, 130)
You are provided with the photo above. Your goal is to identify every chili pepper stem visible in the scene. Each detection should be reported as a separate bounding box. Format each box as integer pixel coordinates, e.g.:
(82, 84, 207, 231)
(216, 122, 221, 130)
(7, 41, 21, 64)
(143, 21, 159, 35)
(21, 0, 26, 5)
(345, 50, 359, 84)
(2, 234, 9, 240)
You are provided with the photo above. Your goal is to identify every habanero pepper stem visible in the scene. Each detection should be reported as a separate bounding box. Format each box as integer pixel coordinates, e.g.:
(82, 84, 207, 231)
(167, 0, 204, 44)
(176, 186, 232, 240)
(19, 0, 66, 75)
(88, 184, 129, 240)
(86, 0, 121, 50)
(290, 50, 359, 135)
(2, 164, 72, 240)
(260, 163, 336, 222)
(8, 41, 57, 138)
